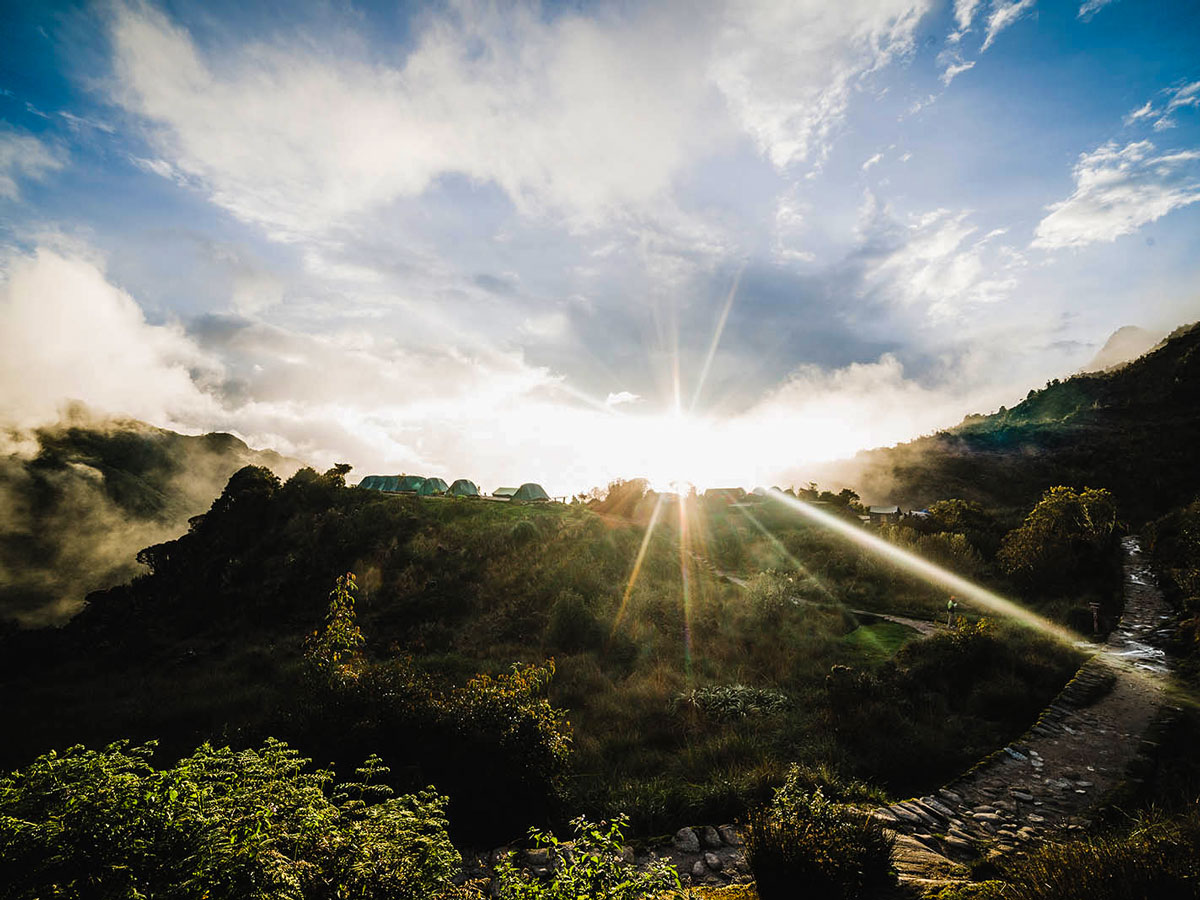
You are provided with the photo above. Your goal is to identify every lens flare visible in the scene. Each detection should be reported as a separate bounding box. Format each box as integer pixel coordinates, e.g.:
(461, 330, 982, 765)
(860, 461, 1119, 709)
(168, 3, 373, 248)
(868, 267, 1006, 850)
(612, 492, 666, 630)
(764, 492, 1083, 646)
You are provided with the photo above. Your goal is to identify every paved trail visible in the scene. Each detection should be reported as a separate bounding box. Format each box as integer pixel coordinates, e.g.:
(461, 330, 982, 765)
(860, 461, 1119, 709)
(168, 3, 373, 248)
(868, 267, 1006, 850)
(875, 535, 1178, 886)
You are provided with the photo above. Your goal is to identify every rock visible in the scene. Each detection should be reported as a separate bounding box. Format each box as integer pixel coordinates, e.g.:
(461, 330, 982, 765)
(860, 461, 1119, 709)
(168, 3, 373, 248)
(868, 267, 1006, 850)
(704, 852, 724, 871)
(1012, 790, 1034, 802)
(718, 824, 741, 846)
(700, 826, 722, 849)
(1027, 814, 1047, 824)
(674, 827, 701, 854)
(891, 806, 923, 825)
(1016, 827, 1037, 842)
(943, 835, 975, 855)
(525, 848, 550, 868)
(620, 846, 635, 864)
(691, 860, 708, 881)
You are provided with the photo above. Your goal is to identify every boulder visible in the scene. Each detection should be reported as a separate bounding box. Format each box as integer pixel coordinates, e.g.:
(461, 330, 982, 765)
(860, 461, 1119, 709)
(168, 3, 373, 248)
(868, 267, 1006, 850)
(700, 826, 722, 849)
(704, 852, 724, 871)
(674, 827, 701, 854)
(718, 824, 741, 846)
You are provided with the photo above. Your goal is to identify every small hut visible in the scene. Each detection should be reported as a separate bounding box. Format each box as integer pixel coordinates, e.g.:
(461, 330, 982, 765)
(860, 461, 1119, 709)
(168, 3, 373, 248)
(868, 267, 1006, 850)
(868, 505, 903, 525)
(447, 479, 480, 497)
(512, 482, 550, 502)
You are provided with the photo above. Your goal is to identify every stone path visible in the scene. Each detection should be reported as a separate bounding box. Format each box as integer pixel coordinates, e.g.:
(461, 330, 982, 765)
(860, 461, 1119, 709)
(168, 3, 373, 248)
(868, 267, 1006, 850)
(873, 535, 1178, 886)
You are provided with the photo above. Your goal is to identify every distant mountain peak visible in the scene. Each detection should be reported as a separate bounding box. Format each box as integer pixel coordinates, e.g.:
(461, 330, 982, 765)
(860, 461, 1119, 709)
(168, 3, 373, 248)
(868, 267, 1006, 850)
(1081, 325, 1164, 374)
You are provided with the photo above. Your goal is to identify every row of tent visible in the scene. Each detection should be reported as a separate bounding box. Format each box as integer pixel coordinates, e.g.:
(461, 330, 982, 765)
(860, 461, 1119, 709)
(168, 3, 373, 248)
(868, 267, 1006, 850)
(358, 474, 550, 502)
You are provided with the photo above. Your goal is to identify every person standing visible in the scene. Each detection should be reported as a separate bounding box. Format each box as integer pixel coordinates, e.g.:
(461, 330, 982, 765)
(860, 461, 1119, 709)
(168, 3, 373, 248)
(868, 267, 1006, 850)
(946, 596, 959, 627)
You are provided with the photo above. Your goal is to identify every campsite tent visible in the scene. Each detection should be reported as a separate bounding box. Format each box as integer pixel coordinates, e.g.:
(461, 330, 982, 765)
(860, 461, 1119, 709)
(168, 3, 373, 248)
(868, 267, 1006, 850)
(448, 479, 480, 497)
(359, 475, 405, 492)
(493, 487, 518, 499)
(395, 475, 426, 493)
(418, 477, 449, 496)
(512, 482, 550, 502)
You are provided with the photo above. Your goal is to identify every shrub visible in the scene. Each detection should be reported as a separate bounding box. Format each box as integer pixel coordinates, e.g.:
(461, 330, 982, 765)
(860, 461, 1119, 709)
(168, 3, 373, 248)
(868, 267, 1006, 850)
(510, 519, 539, 545)
(546, 589, 603, 652)
(744, 787, 894, 900)
(492, 815, 680, 900)
(0, 739, 462, 900)
(304, 572, 365, 683)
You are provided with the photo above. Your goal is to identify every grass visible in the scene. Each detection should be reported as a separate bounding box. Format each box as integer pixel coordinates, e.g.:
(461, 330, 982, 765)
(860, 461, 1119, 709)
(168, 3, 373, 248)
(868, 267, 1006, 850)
(841, 621, 922, 664)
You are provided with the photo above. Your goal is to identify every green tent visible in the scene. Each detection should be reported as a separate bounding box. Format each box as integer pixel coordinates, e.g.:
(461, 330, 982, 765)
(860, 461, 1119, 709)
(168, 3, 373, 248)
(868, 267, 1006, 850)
(448, 479, 480, 497)
(512, 482, 550, 502)
(395, 475, 426, 493)
(417, 477, 449, 496)
(493, 487, 518, 499)
(358, 475, 386, 490)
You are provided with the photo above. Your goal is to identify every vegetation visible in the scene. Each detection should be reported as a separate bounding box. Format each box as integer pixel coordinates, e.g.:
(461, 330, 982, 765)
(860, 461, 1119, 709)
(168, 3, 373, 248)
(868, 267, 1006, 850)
(0, 739, 462, 900)
(492, 816, 680, 900)
(837, 321, 1200, 524)
(744, 768, 894, 900)
(0, 463, 1084, 841)
(934, 810, 1200, 900)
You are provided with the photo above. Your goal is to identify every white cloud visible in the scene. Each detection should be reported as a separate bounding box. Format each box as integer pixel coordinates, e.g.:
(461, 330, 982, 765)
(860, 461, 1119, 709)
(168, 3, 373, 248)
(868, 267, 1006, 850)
(1077, 0, 1119, 21)
(709, 0, 932, 170)
(0, 246, 221, 428)
(1132, 81, 1200, 132)
(1032, 140, 1200, 249)
(0, 127, 65, 200)
(605, 391, 641, 407)
(107, 0, 933, 239)
(981, 0, 1036, 52)
(940, 58, 975, 85)
(952, 0, 985, 34)
(860, 201, 1017, 320)
(862, 152, 884, 171)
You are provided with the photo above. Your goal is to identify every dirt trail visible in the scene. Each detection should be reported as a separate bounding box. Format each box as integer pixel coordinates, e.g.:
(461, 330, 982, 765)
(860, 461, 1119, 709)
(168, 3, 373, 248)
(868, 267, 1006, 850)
(875, 535, 1178, 886)
(696, 552, 943, 635)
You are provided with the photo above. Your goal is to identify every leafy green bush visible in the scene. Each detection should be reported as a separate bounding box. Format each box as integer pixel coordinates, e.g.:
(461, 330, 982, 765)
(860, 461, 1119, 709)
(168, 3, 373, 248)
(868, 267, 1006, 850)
(744, 785, 894, 900)
(492, 815, 680, 900)
(0, 739, 462, 900)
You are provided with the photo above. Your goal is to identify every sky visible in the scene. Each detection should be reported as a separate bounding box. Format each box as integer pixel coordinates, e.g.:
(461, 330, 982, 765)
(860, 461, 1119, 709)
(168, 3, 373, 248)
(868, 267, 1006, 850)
(2, 0, 1199, 495)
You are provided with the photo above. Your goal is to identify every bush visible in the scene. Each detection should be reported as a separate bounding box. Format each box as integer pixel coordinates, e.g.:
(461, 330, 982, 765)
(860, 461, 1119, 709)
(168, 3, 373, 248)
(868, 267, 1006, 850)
(545, 589, 603, 652)
(744, 787, 894, 900)
(492, 815, 680, 900)
(0, 739, 462, 900)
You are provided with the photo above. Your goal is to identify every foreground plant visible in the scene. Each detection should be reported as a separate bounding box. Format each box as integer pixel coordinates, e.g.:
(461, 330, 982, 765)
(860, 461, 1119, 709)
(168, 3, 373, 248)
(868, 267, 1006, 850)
(744, 781, 894, 900)
(492, 815, 681, 900)
(0, 739, 462, 900)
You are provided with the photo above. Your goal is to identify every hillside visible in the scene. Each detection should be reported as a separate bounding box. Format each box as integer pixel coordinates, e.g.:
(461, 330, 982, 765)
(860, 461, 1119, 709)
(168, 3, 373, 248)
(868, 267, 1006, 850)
(829, 321, 1200, 521)
(0, 406, 298, 625)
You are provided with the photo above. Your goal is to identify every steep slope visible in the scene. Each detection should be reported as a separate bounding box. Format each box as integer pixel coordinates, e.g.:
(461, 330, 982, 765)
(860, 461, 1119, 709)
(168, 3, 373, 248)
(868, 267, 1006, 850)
(830, 322, 1200, 521)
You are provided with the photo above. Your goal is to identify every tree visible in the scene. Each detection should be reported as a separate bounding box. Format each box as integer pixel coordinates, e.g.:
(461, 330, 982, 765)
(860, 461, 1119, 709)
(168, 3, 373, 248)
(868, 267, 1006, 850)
(997, 486, 1118, 582)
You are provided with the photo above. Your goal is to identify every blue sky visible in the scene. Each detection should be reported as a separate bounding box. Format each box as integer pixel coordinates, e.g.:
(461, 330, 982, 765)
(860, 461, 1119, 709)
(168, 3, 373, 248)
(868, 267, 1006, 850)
(2, 0, 1199, 493)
